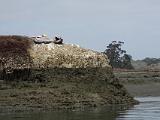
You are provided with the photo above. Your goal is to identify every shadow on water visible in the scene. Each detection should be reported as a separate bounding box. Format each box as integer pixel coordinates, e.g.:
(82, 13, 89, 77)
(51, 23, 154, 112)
(0, 105, 133, 120)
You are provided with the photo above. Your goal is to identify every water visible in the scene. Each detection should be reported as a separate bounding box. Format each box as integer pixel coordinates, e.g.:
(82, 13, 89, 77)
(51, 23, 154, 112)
(117, 97, 160, 120)
(0, 97, 160, 120)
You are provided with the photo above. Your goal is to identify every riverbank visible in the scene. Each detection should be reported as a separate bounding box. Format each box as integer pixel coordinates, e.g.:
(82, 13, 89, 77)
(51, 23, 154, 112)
(114, 70, 160, 97)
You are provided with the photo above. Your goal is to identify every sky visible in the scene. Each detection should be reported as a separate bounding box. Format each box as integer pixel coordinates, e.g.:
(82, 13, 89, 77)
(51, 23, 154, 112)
(0, 0, 160, 59)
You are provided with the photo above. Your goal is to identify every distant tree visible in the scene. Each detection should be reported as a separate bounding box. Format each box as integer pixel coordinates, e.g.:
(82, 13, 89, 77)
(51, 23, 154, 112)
(121, 54, 134, 69)
(104, 41, 134, 69)
(104, 41, 126, 68)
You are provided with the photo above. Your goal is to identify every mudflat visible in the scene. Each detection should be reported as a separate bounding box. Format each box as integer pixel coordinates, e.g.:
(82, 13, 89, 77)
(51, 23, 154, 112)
(114, 70, 160, 97)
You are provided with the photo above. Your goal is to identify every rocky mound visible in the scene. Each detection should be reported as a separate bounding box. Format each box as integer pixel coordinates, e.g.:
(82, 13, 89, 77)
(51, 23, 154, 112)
(0, 35, 110, 80)
(0, 35, 136, 111)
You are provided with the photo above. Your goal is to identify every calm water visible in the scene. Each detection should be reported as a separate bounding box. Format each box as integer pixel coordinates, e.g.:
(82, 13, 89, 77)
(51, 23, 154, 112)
(117, 97, 160, 120)
(0, 97, 160, 120)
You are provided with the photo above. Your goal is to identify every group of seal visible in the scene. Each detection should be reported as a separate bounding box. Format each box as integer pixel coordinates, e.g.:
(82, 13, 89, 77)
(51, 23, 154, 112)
(32, 34, 63, 44)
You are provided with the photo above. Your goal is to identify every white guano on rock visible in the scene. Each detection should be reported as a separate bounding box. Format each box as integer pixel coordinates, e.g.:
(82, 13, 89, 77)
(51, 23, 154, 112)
(29, 43, 110, 69)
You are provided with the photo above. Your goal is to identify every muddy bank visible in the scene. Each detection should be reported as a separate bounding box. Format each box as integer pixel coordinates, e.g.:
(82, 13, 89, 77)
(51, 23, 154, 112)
(124, 83, 160, 97)
(0, 67, 136, 111)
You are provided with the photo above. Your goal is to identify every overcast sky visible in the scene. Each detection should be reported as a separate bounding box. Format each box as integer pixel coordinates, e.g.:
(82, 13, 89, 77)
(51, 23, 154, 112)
(0, 0, 160, 59)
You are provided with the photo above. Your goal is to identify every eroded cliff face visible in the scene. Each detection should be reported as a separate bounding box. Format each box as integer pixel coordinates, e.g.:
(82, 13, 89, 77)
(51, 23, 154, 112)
(0, 35, 136, 110)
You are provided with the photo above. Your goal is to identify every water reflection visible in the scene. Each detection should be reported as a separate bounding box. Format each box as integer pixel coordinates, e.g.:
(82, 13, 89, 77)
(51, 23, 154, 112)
(117, 97, 160, 120)
(0, 105, 131, 120)
(2, 97, 160, 120)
